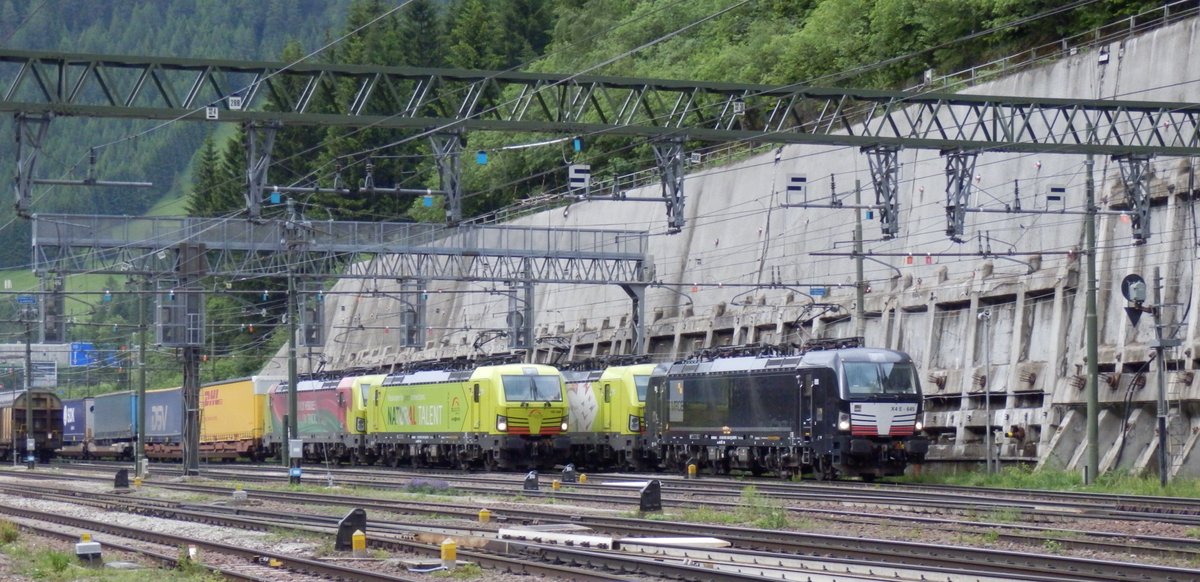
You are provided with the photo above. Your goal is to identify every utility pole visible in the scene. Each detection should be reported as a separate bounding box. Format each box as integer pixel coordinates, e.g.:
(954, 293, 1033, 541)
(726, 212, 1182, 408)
(1084, 154, 1099, 485)
(285, 197, 301, 483)
(979, 310, 993, 474)
(854, 180, 865, 339)
(22, 303, 33, 469)
(1150, 268, 1171, 486)
(135, 277, 147, 478)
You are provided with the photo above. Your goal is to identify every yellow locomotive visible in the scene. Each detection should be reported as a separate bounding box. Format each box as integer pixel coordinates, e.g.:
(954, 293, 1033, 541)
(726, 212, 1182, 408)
(366, 363, 570, 470)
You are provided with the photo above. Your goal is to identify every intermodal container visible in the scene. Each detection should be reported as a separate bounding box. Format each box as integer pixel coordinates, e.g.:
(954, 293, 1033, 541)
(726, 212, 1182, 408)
(62, 398, 92, 443)
(200, 378, 261, 443)
(145, 387, 183, 442)
(92, 391, 135, 442)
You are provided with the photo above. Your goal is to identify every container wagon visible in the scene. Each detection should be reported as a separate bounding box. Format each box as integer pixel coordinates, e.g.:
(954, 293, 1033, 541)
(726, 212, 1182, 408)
(199, 377, 271, 461)
(143, 387, 183, 459)
(90, 391, 136, 459)
(59, 397, 94, 458)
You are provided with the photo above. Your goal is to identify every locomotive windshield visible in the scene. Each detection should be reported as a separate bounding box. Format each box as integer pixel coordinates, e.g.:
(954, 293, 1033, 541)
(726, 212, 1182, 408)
(843, 362, 919, 397)
(501, 375, 564, 402)
(634, 375, 650, 402)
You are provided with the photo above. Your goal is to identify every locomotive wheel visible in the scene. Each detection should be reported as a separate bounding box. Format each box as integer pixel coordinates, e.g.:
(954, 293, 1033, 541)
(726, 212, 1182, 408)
(813, 456, 836, 481)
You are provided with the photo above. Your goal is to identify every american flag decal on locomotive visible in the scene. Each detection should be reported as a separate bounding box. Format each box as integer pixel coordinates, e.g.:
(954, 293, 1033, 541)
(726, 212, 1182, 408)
(851, 403, 919, 436)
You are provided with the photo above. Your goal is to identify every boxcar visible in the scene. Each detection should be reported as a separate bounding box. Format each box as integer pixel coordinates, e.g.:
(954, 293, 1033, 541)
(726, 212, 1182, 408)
(200, 377, 268, 461)
(91, 391, 136, 459)
(59, 397, 94, 458)
(143, 387, 183, 459)
(565, 363, 658, 470)
(0, 390, 63, 462)
(366, 363, 570, 470)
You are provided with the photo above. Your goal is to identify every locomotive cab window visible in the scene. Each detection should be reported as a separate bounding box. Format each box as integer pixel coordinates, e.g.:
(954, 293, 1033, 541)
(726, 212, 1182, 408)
(501, 375, 563, 402)
(634, 375, 650, 402)
(842, 362, 919, 397)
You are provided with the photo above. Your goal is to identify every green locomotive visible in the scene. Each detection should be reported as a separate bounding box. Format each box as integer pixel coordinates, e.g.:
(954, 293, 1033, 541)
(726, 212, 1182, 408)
(366, 363, 570, 470)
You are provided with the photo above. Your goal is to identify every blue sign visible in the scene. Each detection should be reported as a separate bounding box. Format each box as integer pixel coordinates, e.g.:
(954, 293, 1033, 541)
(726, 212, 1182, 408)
(809, 287, 827, 297)
(16, 294, 35, 304)
(70, 342, 97, 367)
(289, 468, 302, 478)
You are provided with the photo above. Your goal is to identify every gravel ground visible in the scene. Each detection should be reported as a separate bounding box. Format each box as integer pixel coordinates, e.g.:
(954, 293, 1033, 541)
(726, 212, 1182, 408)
(4, 466, 1199, 576)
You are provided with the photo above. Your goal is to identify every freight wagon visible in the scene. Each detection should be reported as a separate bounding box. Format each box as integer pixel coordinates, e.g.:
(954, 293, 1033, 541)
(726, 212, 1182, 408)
(143, 387, 183, 459)
(199, 377, 273, 461)
(0, 390, 63, 462)
(367, 363, 570, 470)
(58, 397, 94, 458)
(90, 390, 136, 459)
(564, 363, 659, 470)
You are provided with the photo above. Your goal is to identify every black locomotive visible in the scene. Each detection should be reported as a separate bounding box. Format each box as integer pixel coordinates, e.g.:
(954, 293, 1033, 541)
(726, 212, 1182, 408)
(645, 338, 928, 480)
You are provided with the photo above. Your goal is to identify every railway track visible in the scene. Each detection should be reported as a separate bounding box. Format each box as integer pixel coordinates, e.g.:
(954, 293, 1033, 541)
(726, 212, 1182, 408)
(61, 459, 1200, 527)
(6, 467, 1199, 581)
(0, 502, 429, 582)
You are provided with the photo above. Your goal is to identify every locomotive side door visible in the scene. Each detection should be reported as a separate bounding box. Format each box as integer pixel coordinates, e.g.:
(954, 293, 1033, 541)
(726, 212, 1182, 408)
(601, 382, 612, 430)
(799, 372, 814, 441)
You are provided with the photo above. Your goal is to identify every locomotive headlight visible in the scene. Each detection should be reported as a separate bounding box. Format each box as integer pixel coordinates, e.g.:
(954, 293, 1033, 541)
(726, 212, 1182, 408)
(560, 419, 569, 431)
(914, 420, 924, 432)
(496, 415, 508, 432)
(628, 414, 640, 432)
(837, 412, 851, 432)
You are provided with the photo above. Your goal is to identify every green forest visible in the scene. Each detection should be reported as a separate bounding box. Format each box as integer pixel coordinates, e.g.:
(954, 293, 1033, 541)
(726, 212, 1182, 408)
(0, 0, 1168, 393)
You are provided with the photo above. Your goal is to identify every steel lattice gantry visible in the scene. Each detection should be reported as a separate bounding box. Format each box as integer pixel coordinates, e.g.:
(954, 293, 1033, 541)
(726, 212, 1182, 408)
(4, 48, 1200, 236)
(31, 214, 648, 284)
(1, 48, 1199, 154)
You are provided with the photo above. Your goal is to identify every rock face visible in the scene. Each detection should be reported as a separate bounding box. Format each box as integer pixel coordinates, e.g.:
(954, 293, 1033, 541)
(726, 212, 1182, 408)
(273, 16, 1200, 477)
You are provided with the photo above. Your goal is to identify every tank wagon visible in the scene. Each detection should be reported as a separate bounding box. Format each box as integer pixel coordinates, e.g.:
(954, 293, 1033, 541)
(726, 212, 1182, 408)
(645, 339, 929, 480)
(367, 363, 570, 470)
(564, 362, 659, 470)
(0, 390, 63, 462)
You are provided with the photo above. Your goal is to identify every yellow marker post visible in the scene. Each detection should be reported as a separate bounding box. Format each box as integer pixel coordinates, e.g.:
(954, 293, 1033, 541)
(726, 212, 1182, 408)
(578, 474, 588, 484)
(551, 479, 561, 490)
(687, 463, 698, 479)
(133, 476, 142, 488)
(80, 533, 91, 542)
(351, 529, 366, 558)
(440, 538, 457, 570)
(478, 509, 491, 523)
